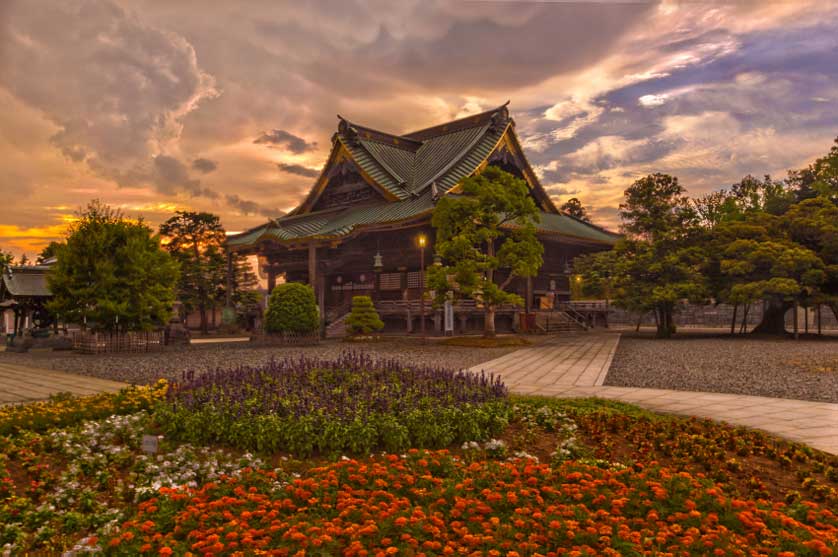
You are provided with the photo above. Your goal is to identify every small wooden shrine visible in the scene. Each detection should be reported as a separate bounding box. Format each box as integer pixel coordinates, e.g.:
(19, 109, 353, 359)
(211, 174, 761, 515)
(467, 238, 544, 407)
(227, 103, 618, 334)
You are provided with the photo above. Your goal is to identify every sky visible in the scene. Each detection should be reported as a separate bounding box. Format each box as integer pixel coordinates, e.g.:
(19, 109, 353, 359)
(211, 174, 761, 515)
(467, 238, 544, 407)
(2, 0, 838, 258)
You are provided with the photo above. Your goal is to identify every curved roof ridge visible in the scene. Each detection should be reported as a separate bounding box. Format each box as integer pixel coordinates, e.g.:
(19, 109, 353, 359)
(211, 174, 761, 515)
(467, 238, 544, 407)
(402, 101, 510, 140)
(337, 115, 422, 151)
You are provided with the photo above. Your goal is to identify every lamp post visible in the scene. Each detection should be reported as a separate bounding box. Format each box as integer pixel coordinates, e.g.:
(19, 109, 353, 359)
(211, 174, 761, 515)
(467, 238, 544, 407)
(418, 234, 427, 336)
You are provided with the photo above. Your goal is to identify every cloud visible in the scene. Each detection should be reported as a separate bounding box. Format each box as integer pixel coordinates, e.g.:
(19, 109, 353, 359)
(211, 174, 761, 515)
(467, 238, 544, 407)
(224, 194, 281, 218)
(192, 158, 218, 173)
(0, 0, 219, 196)
(276, 162, 318, 178)
(253, 129, 317, 153)
(2, 0, 838, 254)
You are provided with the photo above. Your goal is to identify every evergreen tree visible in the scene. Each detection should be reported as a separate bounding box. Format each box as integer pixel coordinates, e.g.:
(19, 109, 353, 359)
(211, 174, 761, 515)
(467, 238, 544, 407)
(230, 253, 262, 326)
(37, 241, 63, 264)
(428, 166, 543, 338)
(560, 198, 590, 222)
(46, 200, 179, 331)
(345, 295, 384, 335)
(159, 212, 227, 333)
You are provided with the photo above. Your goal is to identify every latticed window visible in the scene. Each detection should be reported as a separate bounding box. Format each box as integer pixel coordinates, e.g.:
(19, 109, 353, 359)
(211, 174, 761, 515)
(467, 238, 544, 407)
(379, 273, 401, 291)
(407, 271, 425, 289)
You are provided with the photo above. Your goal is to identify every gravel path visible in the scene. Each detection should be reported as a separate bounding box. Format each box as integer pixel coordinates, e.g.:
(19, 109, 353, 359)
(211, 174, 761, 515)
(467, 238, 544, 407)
(605, 333, 838, 403)
(0, 338, 519, 385)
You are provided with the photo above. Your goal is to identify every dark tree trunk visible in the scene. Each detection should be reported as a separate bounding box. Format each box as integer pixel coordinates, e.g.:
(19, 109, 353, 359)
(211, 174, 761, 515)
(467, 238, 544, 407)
(740, 303, 750, 334)
(199, 302, 208, 334)
(484, 306, 496, 338)
(752, 298, 790, 335)
(656, 304, 674, 338)
(730, 304, 738, 335)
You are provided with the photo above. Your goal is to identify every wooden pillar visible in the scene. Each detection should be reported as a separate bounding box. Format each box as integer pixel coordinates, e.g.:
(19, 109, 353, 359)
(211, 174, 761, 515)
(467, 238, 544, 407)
(308, 243, 317, 290)
(793, 301, 799, 340)
(525, 277, 532, 315)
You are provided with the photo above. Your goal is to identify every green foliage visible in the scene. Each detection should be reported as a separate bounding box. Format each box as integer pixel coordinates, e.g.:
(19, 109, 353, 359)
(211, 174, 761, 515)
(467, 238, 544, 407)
(344, 295, 384, 335)
(619, 173, 697, 241)
(46, 200, 179, 331)
(156, 355, 510, 456)
(264, 282, 319, 334)
(428, 166, 543, 337)
(36, 241, 62, 264)
(159, 211, 227, 333)
(0, 247, 13, 299)
(790, 137, 838, 203)
(585, 174, 706, 337)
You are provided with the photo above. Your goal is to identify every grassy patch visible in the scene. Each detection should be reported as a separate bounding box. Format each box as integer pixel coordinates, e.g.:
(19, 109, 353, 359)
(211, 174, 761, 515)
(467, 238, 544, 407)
(439, 335, 532, 348)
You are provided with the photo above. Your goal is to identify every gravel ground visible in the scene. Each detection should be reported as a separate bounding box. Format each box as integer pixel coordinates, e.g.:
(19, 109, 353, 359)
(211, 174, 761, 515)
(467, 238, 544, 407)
(0, 337, 520, 385)
(606, 332, 838, 403)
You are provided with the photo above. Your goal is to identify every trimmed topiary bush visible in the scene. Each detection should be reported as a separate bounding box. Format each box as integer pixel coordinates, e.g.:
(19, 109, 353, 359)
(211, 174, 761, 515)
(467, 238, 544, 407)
(264, 282, 319, 334)
(345, 295, 384, 335)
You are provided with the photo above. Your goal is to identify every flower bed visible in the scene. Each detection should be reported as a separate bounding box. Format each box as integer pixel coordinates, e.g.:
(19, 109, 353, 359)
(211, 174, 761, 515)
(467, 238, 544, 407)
(0, 380, 168, 436)
(3, 382, 838, 555)
(0, 412, 264, 552)
(156, 353, 510, 456)
(107, 450, 838, 556)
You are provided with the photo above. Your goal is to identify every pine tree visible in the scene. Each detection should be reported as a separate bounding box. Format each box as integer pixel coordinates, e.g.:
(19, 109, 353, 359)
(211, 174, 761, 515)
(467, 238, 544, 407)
(345, 295, 384, 335)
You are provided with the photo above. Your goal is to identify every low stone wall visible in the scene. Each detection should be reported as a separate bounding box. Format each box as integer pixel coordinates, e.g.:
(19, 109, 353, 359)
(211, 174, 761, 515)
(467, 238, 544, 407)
(608, 303, 838, 330)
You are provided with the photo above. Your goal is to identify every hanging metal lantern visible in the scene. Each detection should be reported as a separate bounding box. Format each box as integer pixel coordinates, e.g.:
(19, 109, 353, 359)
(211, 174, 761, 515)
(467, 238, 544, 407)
(373, 251, 383, 272)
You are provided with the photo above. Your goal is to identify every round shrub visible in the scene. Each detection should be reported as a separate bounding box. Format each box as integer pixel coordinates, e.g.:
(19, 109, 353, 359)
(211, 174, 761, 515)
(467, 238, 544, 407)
(344, 295, 384, 335)
(264, 282, 319, 334)
(156, 353, 509, 456)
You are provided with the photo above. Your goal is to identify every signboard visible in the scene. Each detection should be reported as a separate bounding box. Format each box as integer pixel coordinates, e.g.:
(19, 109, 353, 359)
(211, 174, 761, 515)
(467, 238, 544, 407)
(141, 435, 159, 454)
(444, 300, 454, 334)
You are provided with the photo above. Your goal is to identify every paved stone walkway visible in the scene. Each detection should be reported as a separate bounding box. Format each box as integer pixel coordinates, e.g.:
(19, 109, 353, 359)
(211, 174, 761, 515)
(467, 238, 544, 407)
(0, 362, 127, 405)
(471, 332, 838, 456)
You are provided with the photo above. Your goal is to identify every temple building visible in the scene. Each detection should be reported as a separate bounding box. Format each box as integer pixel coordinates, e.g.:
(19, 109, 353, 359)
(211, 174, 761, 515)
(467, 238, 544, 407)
(227, 103, 618, 334)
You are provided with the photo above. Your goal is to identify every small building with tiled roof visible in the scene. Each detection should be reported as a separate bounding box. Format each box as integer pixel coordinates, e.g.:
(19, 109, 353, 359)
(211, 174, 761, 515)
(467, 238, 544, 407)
(2, 263, 55, 337)
(227, 103, 618, 334)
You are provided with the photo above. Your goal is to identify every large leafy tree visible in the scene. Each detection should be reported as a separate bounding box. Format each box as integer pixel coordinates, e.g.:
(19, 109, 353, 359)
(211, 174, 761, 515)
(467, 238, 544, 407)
(560, 197, 590, 222)
(428, 166, 543, 338)
(159, 212, 227, 333)
(617, 174, 705, 337)
(46, 200, 179, 331)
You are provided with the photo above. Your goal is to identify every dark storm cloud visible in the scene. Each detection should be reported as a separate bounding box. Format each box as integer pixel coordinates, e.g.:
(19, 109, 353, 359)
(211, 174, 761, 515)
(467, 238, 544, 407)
(253, 129, 317, 153)
(276, 162, 318, 178)
(192, 158, 218, 173)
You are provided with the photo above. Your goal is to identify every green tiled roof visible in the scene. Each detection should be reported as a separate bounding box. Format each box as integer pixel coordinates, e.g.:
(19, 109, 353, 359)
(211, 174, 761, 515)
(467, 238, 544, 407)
(228, 200, 616, 248)
(228, 103, 618, 249)
(521, 213, 619, 244)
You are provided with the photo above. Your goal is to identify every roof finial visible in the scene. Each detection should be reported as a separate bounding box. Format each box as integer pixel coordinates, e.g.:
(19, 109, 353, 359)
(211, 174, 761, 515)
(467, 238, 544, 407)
(431, 181, 440, 201)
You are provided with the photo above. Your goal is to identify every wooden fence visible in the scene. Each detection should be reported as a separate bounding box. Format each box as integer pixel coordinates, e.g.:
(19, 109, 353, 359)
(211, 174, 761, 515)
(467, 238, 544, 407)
(72, 331, 166, 354)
